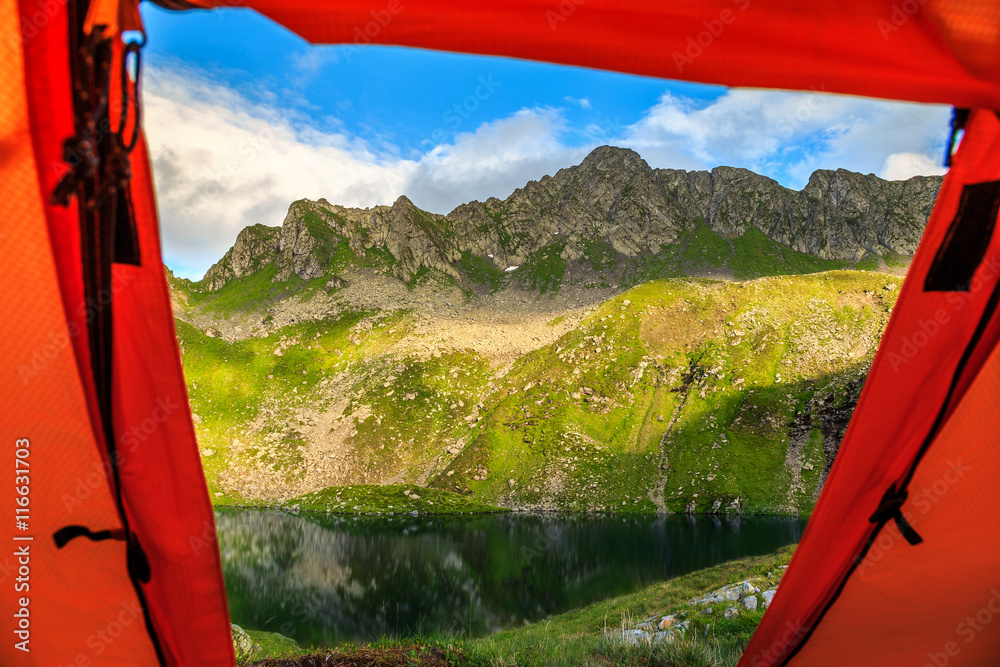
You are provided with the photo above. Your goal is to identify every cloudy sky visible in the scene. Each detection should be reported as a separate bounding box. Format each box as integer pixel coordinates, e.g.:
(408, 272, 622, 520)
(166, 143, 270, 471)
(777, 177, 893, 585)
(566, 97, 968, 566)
(141, 5, 951, 279)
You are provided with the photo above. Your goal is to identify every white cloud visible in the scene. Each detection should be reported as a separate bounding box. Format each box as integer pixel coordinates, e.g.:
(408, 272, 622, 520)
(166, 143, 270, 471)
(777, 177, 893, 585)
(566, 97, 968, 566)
(564, 96, 592, 109)
(143, 64, 413, 278)
(880, 152, 948, 181)
(618, 89, 951, 187)
(405, 108, 587, 213)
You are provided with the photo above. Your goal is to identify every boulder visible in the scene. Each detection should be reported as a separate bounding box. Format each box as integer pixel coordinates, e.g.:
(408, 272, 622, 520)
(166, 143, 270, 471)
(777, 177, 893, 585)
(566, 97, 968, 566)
(231, 624, 260, 661)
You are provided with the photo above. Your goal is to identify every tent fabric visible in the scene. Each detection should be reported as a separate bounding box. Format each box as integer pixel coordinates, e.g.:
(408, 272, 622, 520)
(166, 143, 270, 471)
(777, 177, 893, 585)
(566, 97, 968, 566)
(187, 0, 1000, 109)
(3, 0, 999, 665)
(109, 130, 237, 667)
(0, 2, 159, 663)
(2, 0, 235, 664)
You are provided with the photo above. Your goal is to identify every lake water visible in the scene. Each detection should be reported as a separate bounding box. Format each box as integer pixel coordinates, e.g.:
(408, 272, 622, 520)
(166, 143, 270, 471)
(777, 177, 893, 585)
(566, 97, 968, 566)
(218, 509, 805, 648)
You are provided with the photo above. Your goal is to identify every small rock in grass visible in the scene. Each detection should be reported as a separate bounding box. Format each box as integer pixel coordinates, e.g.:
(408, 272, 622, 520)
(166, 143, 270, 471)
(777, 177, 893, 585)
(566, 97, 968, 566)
(231, 624, 259, 660)
(652, 630, 672, 644)
(762, 589, 777, 607)
(742, 596, 758, 611)
(724, 607, 739, 619)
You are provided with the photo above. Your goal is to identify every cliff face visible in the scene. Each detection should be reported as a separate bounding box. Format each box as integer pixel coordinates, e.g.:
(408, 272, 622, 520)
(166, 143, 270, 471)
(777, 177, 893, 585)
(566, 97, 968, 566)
(658, 164, 937, 260)
(198, 145, 941, 292)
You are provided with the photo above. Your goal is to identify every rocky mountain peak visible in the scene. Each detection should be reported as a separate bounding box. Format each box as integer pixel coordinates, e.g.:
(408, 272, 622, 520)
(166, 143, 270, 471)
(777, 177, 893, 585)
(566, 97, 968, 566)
(578, 144, 646, 171)
(392, 194, 417, 209)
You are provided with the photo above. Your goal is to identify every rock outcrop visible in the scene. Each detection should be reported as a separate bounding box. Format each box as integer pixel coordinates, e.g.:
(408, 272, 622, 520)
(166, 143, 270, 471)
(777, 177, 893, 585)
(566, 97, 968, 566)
(202, 224, 281, 290)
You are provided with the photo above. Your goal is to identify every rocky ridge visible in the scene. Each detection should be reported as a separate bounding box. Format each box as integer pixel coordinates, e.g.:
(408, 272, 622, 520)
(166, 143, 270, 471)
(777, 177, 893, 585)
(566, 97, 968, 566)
(200, 146, 939, 293)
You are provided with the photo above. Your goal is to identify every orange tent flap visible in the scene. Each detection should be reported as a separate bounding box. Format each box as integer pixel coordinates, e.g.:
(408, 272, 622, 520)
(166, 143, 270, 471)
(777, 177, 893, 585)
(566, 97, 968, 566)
(790, 339, 1000, 667)
(190, 0, 1000, 108)
(0, 1, 159, 663)
(740, 108, 1000, 666)
(11, 0, 236, 663)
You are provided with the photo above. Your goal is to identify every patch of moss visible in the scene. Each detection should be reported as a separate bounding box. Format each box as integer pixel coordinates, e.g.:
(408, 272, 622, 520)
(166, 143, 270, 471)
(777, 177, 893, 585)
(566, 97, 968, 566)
(245, 629, 302, 662)
(457, 251, 507, 292)
(189, 264, 303, 314)
(582, 239, 619, 273)
(513, 241, 568, 294)
(853, 254, 880, 272)
(882, 251, 912, 268)
(680, 223, 731, 268)
(728, 228, 847, 279)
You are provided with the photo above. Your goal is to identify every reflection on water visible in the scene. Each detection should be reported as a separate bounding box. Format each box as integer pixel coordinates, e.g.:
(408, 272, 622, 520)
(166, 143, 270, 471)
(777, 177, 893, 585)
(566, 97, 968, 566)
(218, 509, 805, 647)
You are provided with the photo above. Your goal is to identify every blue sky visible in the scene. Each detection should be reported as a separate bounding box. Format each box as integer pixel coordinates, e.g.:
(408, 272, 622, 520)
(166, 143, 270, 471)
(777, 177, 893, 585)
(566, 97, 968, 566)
(140, 5, 951, 279)
(142, 6, 720, 157)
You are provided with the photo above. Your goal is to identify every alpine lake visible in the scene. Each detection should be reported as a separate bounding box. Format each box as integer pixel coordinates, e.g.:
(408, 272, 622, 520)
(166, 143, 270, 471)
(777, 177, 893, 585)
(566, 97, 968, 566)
(218, 508, 805, 648)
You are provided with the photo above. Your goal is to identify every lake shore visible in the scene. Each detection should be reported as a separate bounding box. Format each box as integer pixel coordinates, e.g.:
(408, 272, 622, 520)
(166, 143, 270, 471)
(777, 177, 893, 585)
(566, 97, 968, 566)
(238, 544, 796, 666)
(212, 483, 813, 518)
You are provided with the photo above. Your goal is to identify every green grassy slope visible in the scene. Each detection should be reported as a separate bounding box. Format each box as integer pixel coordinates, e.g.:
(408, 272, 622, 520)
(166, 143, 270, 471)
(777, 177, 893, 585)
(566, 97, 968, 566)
(177, 270, 901, 514)
(429, 272, 897, 515)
